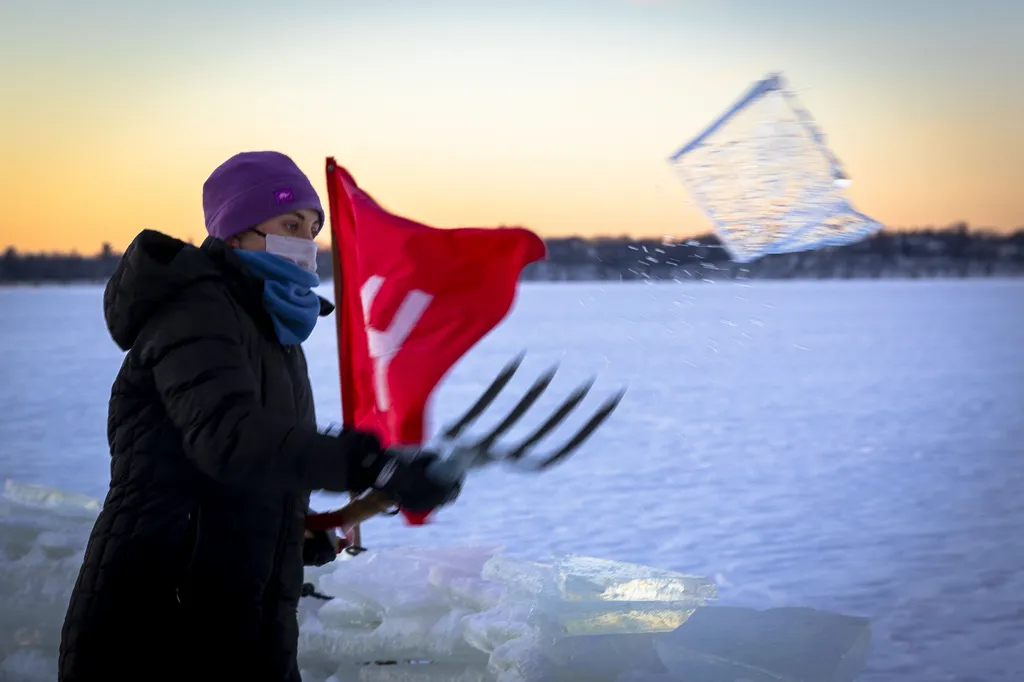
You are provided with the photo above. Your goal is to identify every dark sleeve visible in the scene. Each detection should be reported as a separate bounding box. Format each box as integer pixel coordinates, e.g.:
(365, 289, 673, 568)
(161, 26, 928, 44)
(136, 283, 379, 493)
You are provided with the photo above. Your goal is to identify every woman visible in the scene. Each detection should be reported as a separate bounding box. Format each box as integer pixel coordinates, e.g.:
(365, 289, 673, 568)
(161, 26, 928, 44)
(58, 152, 460, 682)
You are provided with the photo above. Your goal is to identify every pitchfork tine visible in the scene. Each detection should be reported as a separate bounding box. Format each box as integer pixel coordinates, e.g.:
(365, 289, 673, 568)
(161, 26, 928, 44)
(527, 388, 626, 470)
(440, 352, 525, 440)
(472, 365, 558, 449)
(503, 378, 595, 461)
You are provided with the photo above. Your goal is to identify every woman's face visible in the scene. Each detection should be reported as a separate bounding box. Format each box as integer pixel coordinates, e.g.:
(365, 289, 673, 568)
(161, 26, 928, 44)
(228, 208, 321, 251)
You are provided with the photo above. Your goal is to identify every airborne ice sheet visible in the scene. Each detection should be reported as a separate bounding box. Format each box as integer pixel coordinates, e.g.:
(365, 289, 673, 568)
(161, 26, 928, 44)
(668, 72, 883, 263)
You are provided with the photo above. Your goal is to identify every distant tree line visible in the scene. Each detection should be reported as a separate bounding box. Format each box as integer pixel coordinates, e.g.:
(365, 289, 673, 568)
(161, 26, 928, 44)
(520, 223, 1024, 281)
(1, 243, 124, 285)
(2, 223, 1022, 285)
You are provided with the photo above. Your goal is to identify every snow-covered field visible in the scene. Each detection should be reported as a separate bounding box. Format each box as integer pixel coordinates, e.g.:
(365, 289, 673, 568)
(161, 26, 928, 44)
(1, 278, 1022, 681)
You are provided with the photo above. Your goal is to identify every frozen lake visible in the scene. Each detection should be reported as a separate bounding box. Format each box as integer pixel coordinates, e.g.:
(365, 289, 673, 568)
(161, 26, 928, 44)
(1, 278, 1022, 681)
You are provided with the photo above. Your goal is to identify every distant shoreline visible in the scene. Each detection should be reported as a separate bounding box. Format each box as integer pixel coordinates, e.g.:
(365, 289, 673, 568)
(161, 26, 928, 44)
(4, 274, 1023, 291)
(3, 225, 1022, 285)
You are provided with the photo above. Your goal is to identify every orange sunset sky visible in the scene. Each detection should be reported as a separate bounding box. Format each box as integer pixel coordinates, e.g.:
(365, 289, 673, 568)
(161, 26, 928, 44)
(2, 0, 1022, 255)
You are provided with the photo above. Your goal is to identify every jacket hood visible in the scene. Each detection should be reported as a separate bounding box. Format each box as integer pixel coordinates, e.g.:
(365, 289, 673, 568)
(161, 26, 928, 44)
(103, 231, 230, 350)
(104, 230, 335, 351)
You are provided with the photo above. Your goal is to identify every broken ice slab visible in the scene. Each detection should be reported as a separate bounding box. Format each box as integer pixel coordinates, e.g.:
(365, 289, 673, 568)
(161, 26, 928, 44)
(552, 554, 718, 602)
(477, 552, 716, 636)
(0, 482, 99, 679)
(482, 553, 717, 603)
(541, 600, 702, 636)
(2, 480, 100, 515)
(311, 593, 385, 630)
(531, 605, 871, 682)
(654, 605, 872, 682)
(297, 609, 488, 670)
(535, 631, 665, 680)
(314, 551, 463, 618)
(436, 574, 507, 612)
(316, 662, 493, 682)
(0, 481, 871, 682)
(0, 648, 57, 682)
(479, 555, 554, 597)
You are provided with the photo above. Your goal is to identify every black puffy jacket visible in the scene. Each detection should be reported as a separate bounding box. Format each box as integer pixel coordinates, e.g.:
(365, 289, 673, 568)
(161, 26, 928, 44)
(58, 230, 381, 682)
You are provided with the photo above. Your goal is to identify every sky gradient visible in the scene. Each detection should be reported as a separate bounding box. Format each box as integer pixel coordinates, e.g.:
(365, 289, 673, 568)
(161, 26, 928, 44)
(2, 0, 1022, 254)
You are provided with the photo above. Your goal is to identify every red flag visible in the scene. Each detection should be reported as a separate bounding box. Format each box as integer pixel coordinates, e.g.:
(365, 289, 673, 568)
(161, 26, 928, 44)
(325, 159, 546, 522)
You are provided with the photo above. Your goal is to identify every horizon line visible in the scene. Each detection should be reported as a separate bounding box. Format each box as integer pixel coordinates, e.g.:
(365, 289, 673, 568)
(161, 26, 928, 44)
(3, 222, 1021, 258)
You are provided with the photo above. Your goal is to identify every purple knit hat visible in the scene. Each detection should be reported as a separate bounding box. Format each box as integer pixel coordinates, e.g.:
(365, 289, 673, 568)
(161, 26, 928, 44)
(202, 151, 324, 240)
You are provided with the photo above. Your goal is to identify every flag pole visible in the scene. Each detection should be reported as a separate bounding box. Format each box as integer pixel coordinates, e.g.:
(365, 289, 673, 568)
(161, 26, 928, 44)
(327, 158, 362, 549)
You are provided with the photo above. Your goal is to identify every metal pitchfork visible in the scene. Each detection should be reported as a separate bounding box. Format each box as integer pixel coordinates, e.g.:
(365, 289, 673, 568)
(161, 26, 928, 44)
(419, 353, 627, 485)
(301, 354, 625, 556)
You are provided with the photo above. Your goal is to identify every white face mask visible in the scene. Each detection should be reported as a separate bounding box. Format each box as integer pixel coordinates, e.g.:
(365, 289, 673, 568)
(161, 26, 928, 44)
(265, 234, 318, 273)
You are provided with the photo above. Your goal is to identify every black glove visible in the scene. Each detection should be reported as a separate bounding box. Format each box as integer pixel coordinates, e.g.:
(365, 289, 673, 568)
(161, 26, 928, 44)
(302, 528, 340, 567)
(353, 449, 462, 512)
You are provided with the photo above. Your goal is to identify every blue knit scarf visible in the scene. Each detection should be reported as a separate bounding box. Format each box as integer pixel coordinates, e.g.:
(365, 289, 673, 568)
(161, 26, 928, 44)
(233, 250, 321, 345)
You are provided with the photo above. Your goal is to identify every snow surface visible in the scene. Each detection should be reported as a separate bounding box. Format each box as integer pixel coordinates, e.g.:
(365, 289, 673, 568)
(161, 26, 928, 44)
(1, 278, 1023, 681)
